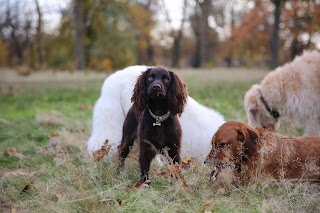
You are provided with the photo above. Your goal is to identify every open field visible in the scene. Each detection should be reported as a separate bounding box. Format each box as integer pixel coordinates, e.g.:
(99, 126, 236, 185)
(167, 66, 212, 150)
(1, 68, 319, 212)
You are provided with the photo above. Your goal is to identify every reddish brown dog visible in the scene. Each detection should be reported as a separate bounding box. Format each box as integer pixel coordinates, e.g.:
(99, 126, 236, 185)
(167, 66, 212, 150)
(205, 121, 320, 183)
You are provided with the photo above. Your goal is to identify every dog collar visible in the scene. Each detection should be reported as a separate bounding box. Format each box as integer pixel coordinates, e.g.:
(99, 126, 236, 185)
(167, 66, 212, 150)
(259, 90, 280, 119)
(148, 108, 170, 127)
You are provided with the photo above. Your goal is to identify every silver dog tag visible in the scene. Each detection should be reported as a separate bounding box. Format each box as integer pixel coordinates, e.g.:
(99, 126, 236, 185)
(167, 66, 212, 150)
(153, 122, 161, 127)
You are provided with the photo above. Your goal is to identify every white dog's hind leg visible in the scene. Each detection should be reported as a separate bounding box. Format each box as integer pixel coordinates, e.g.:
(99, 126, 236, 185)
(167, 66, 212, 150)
(87, 96, 125, 158)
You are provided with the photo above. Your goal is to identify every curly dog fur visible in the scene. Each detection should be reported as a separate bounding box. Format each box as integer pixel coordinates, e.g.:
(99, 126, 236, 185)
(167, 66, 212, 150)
(244, 50, 320, 135)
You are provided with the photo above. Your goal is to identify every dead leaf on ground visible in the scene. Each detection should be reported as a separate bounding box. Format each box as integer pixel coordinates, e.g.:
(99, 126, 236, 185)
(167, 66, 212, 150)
(4, 147, 17, 156)
(53, 191, 62, 199)
(100, 198, 123, 206)
(20, 183, 33, 194)
(11, 206, 17, 213)
(181, 157, 192, 169)
(168, 163, 188, 187)
(133, 180, 151, 188)
(46, 119, 56, 126)
(49, 130, 59, 137)
(69, 128, 85, 133)
(79, 104, 90, 110)
(93, 140, 111, 162)
(203, 200, 213, 212)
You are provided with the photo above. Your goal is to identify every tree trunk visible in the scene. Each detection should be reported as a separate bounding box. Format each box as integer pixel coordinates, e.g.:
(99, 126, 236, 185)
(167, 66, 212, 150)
(73, 0, 85, 70)
(35, 0, 45, 66)
(271, 0, 282, 69)
(171, 0, 187, 67)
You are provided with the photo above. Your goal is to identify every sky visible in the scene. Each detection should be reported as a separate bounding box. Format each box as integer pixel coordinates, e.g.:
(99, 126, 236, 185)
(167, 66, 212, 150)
(36, 0, 183, 33)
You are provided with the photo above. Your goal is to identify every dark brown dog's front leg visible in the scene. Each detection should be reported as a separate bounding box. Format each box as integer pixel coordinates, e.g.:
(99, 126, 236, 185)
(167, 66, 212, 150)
(139, 149, 157, 183)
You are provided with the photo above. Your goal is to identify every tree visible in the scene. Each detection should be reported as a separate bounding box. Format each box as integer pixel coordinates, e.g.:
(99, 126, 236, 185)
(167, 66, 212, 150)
(73, 0, 85, 70)
(35, 0, 44, 66)
(271, 0, 285, 69)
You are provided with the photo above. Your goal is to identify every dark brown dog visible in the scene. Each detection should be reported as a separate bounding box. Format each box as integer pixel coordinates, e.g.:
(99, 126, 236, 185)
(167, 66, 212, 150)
(205, 121, 320, 183)
(118, 67, 188, 184)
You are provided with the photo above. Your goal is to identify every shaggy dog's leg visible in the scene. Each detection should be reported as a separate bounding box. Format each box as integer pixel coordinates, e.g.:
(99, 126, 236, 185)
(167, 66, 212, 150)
(118, 108, 138, 168)
(87, 96, 125, 156)
(139, 145, 157, 183)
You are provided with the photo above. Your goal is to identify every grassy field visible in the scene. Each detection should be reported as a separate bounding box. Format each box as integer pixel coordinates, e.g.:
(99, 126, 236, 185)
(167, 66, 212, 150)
(1, 68, 319, 212)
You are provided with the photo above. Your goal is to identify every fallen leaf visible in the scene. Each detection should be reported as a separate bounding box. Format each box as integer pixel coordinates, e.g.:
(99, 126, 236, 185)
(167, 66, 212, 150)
(79, 105, 90, 110)
(100, 198, 123, 206)
(49, 130, 59, 137)
(181, 157, 192, 169)
(4, 147, 17, 156)
(182, 157, 192, 165)
(11, 207, 17, 213)
(53, 191, 62, 199)
(168, 163, 188, 187)
(20, 183, 32, 194)
(47, 119, 56, 126)
(133, 180, 151, 188)
(93, 140, 111, 162)
(203, 200, 213, 211)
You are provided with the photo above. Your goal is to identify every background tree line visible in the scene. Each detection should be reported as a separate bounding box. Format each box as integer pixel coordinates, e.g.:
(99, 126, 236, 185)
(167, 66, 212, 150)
(0, 0, 319, 72)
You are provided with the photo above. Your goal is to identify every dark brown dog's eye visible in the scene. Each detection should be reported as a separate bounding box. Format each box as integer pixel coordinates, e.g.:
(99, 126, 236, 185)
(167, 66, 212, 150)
(164, 78, 169, 83)
(148, 76, 153, 81)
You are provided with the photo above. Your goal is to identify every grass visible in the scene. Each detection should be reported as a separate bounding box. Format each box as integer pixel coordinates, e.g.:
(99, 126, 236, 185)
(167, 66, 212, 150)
(0, 68, 319, 212)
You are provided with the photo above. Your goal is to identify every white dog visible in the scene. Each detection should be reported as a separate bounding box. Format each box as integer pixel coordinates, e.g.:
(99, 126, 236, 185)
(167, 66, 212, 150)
(244, 50, 320, 136)
(87, 65, 225, 160)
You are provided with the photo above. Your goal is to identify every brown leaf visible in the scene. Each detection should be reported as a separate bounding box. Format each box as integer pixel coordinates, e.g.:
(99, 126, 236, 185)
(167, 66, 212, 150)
(181, 157, 192, 169)
(11, 207, 17, 213)
(133, 180, 151, 188)
(53, 191, 62, 199)
(49, 130, 59, 137)
(168, 163, 188, 187)
(4, 148, 17, 156)
(79, 105, 90, 110)
(93, 140, 111, 162)
(203, 200, 213, 211)
(20, 183, 32, 194)
(46, 119, 56, 126)
(100, 198, 123, 206)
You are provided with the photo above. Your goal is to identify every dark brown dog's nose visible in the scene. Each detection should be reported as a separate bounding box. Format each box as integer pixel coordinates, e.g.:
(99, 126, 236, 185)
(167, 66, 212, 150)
(153, 84, 162, 90)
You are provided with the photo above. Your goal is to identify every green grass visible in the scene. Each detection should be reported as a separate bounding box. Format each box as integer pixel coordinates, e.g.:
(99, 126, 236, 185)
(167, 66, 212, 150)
(1, 68, 319, 212)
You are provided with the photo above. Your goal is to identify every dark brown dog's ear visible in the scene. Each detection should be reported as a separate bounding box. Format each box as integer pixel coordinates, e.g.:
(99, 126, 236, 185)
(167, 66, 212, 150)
(167, 71, 188, 115)
(131, 69, 151, 112)
(237, 126, 258, 162)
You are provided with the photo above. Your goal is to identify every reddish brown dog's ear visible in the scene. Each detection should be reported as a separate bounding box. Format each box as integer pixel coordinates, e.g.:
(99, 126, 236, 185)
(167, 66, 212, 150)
(167, 71, 188, 115)
(131, 69, 151, 112)
(237, 126, 258, 162)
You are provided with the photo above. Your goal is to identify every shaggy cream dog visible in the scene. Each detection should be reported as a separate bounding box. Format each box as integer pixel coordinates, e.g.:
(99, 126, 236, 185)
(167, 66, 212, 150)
(244, 50, 320, 135)
(87, 65, 225, 160)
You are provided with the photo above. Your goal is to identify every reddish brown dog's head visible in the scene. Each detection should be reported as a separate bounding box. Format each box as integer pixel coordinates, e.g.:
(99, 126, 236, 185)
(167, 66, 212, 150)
(205, 121, 259, 172)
